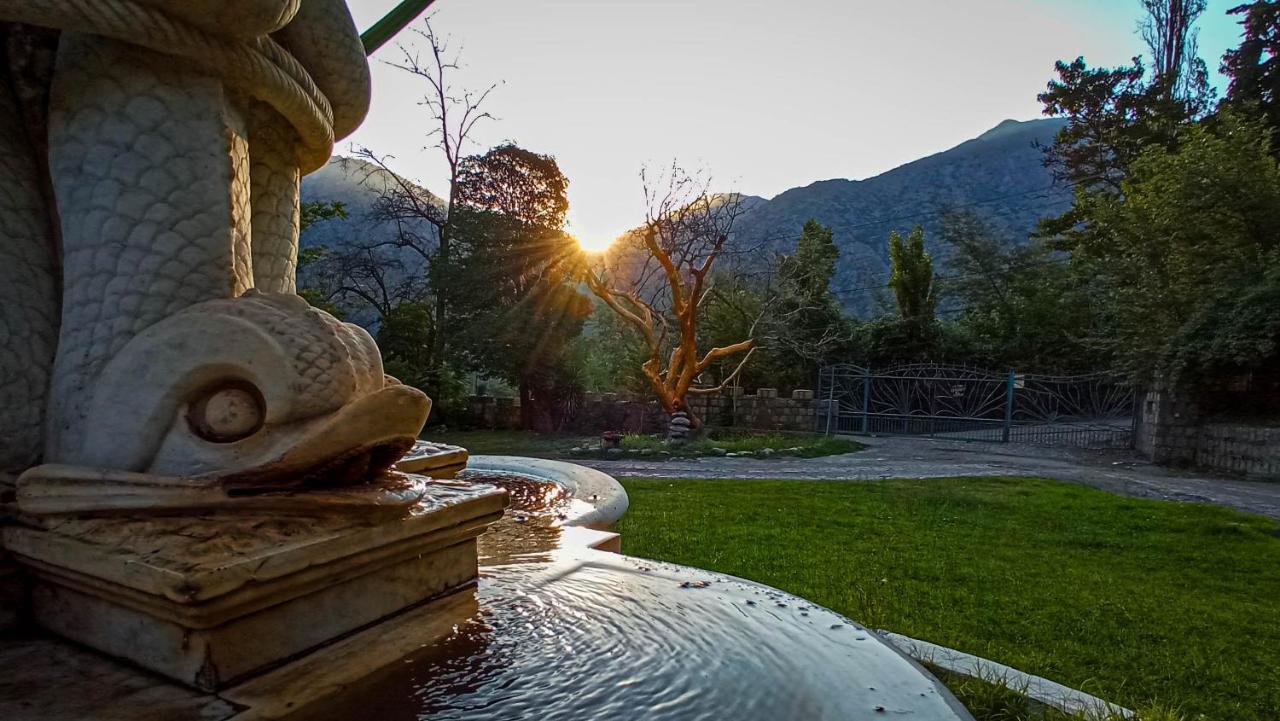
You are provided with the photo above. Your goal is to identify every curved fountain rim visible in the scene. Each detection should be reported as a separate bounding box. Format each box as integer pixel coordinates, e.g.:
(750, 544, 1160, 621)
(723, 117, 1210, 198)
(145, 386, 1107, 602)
(460, 455, 973, 720)
(466, 455, 628, 529)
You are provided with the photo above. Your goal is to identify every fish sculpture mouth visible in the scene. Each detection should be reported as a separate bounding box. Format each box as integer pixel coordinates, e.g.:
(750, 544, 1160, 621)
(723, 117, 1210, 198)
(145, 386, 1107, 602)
(16, 292, 441, 518)
(218, 383, 429, 494)
(17, 383, 435, 518)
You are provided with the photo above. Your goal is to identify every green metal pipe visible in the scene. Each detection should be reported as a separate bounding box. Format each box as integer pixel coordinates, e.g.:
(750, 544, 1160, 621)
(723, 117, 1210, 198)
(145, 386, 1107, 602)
(361, 0, 440, 56)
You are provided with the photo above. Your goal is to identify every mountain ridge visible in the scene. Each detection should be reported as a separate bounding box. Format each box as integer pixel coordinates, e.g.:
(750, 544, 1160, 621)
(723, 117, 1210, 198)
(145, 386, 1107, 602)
(301, 117, 1072, 316)
(724, 116, 1070, 314)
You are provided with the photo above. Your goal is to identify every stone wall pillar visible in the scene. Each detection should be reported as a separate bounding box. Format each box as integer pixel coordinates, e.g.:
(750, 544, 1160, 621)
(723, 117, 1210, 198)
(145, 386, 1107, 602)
(1136, 384, 1200, 466)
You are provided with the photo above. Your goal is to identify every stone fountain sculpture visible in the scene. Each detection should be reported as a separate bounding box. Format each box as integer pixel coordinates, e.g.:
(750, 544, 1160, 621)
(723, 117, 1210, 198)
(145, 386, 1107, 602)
(0, 0, 496, 691)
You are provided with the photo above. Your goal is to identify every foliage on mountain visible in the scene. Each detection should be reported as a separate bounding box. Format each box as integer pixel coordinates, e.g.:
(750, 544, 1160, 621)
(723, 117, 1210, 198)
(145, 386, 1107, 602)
(296, 201, 349, 318)
(728, 119, 1071, 316)
(938, 210, 1094, 372)
(299, 201, 347, 232)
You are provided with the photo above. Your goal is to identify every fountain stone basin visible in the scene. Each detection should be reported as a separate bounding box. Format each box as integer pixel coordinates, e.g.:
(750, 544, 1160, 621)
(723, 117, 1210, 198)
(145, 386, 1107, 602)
(267, 453, 970, 721)
(3, 476, 506, 692)
(2, 453, 972, 721)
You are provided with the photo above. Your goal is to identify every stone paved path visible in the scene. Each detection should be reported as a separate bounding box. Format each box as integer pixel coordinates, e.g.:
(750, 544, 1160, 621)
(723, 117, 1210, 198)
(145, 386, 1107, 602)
(575, 435, 1280, 520)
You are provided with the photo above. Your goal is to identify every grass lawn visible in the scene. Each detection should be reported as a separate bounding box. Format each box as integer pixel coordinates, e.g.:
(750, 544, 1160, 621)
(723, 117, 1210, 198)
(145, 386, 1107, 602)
(617, 477, 1280, 720)
(619, 429, 864, 458)
(428, 429, 589, 457)
(428, 429, 863, 460)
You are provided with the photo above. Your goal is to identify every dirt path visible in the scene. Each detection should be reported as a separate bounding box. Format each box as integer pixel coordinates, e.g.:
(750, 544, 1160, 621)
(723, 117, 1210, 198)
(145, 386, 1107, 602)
(576, 435, 1280, 520)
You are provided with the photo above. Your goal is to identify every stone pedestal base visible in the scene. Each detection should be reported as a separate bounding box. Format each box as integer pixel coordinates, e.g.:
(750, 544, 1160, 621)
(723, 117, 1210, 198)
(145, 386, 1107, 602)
(0, 562, 26, 631)
(0, 475, 28, 631)
(396, 440, 469, 478)
(4, 478, 505, 691)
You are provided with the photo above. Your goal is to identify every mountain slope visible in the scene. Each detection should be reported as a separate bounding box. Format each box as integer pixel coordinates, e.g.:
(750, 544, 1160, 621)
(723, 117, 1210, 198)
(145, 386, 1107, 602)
(300, 156, 441, 256)
(301, 118, 1071, 318)
(729, 117, 1071, 315)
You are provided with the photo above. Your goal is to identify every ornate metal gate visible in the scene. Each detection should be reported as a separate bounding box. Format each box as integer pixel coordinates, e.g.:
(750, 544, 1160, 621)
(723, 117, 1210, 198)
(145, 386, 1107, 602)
(817, 364, 1136, 448)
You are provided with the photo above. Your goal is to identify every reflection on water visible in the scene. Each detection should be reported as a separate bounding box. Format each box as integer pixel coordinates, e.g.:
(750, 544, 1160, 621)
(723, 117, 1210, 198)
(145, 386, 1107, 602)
(465, 470, 570, 566)
(289, 473, 967, 721)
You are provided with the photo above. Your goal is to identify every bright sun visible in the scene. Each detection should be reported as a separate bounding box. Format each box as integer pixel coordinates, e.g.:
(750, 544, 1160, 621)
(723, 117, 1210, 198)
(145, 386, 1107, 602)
(575, 235, 615, 253)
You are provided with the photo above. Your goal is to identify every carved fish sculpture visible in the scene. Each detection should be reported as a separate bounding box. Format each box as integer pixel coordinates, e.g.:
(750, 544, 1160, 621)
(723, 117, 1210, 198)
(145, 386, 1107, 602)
(0, 1, 433, 512)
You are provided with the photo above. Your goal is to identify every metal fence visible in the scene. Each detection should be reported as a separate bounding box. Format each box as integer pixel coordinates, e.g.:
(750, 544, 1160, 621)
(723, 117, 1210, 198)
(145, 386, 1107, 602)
(817, 363, 1136, 449)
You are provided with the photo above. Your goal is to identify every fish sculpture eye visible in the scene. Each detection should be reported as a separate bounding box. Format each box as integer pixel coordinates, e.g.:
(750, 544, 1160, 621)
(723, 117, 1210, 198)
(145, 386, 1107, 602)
(186, 381, 266, 444)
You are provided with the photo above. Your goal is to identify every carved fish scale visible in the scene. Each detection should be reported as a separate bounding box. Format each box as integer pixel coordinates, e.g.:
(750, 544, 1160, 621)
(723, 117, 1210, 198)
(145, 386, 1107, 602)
(0, 36, 57, 472)
(0, 1, 416, 495)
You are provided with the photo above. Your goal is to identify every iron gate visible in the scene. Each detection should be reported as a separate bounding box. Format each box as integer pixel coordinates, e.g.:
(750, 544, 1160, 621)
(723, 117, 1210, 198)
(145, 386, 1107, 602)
(817, 363, 1136, 448)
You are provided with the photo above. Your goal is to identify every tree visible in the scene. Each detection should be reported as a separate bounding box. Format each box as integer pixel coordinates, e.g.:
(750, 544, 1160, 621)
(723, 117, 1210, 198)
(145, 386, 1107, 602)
(1066, 112, 1280, 383)
(732, 219, 851, 389)
(1221, 1, 1280, 145)
(377, 300, 435, 388)
(296, 201, 348, 317)
(1038, 1, 1212, 200)
(581, 165, 756, 427)
(939, 210, 1094, 371)
(575, 302, 653, 394)
(450, 145, 590, 432)
(356, 17, 497, 397)
(1141, 0, 1211, 103)
(887, 225, 936, 323)
(1038, 0, 1215, 306)
(700, 272, 784, 391)
(1038, 57, 1155, 193)
(455, 144, 568, 228)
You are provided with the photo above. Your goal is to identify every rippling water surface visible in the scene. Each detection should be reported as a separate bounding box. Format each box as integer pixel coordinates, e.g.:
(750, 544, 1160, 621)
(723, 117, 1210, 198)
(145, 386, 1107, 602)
(291, 473, 967, 721)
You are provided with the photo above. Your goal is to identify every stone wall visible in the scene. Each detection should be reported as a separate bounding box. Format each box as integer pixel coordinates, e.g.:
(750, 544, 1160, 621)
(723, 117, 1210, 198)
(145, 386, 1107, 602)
(458, 389, 821, 434)
(1136, 385, 1280, 480)
(685, 389, 818, 433)
(1196, 423, 1280, 479)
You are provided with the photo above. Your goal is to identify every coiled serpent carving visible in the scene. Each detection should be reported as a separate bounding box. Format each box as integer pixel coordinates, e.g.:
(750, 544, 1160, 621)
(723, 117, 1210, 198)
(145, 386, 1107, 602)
(0, 1, 433, 510)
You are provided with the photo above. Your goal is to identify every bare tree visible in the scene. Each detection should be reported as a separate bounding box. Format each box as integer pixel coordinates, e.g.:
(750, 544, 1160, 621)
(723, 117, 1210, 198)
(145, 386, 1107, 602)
(298, 242, 426, 322)
(1140, 0, 1210, 103)
(355, 16, 497, 382)
(581, 164, 756, 428)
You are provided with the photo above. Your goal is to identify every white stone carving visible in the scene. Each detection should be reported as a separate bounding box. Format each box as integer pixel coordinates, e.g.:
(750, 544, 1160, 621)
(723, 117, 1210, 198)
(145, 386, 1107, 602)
(0, 1, 434, 509)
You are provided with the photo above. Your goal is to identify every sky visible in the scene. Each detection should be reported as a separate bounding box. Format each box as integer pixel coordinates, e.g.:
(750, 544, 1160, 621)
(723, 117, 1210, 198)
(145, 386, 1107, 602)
(343, 0, 1248, 248)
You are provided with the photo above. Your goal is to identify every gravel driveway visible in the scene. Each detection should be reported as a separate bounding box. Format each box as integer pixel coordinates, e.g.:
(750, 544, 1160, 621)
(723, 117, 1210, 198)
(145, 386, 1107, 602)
(575, 435, 1280, 520)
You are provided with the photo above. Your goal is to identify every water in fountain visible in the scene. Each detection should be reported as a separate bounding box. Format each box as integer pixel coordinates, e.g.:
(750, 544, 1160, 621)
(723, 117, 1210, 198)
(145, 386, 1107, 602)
(287, 472, 971, 721)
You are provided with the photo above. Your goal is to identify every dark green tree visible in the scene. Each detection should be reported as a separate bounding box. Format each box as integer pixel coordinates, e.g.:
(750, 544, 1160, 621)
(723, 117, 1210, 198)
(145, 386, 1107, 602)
(1037, 0, 1212, 238)
(761, 219, 851, 386)
(1039, 57, 1155, 192)
(450, 144, 591, 431)
(699, 272, 782, 391)
(887, 225, 936, 323)
(780, 219, 839, 303)
(299, 201, 347, 232)
(1068, 112, 1280, 382)
(377, 300, 435, 388)
(939, 210, 1094, 372)
(575, 302, 652, 394)
(296, 201, 348, 318)
(1221, 1, 1280, 145)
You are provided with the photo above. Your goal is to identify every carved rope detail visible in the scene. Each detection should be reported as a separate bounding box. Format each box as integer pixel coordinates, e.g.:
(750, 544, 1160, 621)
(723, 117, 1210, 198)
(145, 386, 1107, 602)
(0, 0, 336, 171)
